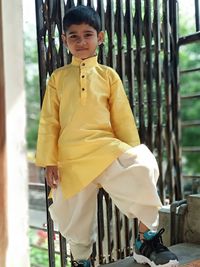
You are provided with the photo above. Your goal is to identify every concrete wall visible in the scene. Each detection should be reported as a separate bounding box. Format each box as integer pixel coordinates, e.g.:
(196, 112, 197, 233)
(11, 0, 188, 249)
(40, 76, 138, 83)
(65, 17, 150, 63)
(184, 195, 200, 244)
(159, 194, 200, 247)
(1, 0, 30, 266)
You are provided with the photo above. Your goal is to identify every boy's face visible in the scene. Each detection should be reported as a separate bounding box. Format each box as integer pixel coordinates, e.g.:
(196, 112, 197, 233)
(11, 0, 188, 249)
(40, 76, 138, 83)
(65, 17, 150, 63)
(62, 23, 104, 59)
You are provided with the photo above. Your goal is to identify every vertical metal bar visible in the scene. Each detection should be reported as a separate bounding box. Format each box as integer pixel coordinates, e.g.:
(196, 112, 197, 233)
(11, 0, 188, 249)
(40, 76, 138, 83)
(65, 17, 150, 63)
(104, 193, 114, 263)
(46, 0, 58, 73)
(97, 189, 105, 265)
(163, 0, 174, 202)
(65, 0, 75, 13)
(64, 0, 75, 65)
(70, 253, 74, 267)
(124, 216, 130, 257)
(170, 201, 178, 245)
(169, 0, 182, 200)
(58, 0, 68, 66)
(45, 182, 56, 267)
(115, 0, 126, 84)
(195, 0, 200, 31)
(106, 0, 116, 68)
(97, 0, 106, 64)
(115, 206, 123, 260)
(87, 0, 95, 8)
(125, 0, 136, 113)
(35, 0, 47, 103)
(59, 233, 67, 267)
(91, 242, 97, 267)
(133, 218, 138, 247)
(77, 0, 85, 5)
(134, 0, 146, 142)
(153, 0, 164, 202)
(35, 1, 56, 265)
(144, 0, 153, 149)
(132, 219, 138, 259)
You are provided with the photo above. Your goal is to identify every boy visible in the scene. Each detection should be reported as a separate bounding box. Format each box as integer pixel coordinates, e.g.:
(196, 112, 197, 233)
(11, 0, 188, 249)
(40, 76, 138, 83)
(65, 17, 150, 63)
(36, 5, 179, 267)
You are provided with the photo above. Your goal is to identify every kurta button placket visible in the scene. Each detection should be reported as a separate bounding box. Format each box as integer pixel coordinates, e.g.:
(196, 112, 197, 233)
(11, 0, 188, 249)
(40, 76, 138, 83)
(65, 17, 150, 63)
(80, 62, 87, 105)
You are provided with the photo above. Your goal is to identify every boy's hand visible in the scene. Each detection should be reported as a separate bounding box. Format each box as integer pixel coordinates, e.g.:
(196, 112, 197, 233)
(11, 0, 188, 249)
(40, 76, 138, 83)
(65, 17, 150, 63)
(45, 166, 60, 189)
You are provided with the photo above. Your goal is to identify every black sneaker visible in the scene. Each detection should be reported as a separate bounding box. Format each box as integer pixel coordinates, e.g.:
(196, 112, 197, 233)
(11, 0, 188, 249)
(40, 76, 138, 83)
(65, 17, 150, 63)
(72, 260, 91, 267)
(133, 228, 179, 267)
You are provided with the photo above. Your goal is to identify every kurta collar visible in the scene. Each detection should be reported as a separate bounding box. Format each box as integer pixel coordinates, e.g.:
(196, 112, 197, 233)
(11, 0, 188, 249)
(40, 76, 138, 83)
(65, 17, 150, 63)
(71, 55, 98, 68)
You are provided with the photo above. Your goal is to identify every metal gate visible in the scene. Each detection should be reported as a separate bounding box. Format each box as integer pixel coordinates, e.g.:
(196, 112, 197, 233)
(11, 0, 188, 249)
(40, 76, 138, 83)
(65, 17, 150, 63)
(34, 0, 200, 266)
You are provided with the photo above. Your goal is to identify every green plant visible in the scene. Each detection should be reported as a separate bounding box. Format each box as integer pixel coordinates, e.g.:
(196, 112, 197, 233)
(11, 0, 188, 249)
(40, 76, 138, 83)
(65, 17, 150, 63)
(29, 228, 72, 267)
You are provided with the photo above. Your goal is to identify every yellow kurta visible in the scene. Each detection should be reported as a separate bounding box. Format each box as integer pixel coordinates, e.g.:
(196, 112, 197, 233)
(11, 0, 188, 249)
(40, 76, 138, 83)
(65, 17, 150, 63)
(36, 56, 140, 199)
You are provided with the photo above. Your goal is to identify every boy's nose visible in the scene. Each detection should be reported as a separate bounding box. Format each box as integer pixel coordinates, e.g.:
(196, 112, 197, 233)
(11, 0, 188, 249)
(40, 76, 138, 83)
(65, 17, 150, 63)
(76, 37, 86, 45)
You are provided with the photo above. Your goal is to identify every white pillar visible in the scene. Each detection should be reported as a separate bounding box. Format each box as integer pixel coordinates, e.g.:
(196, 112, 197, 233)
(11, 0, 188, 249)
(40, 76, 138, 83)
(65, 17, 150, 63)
(2, 0, 29, 266)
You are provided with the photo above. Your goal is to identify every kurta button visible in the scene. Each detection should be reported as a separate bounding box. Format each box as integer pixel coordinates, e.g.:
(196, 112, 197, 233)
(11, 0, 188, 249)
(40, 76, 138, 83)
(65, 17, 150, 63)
(82, 88, 85, 91)
(82, 63, 85, 66)
(82, 75, 85, 78)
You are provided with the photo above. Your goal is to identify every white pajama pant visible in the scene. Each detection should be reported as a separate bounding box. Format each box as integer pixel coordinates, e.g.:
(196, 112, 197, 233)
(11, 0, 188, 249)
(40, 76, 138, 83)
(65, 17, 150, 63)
(49, 144, 162, 260)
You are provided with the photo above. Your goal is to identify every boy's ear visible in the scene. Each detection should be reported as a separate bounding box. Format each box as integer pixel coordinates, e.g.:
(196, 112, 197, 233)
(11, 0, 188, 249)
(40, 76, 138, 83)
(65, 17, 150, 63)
(61, 34, 68, 48)
(98, 31, 104, 45)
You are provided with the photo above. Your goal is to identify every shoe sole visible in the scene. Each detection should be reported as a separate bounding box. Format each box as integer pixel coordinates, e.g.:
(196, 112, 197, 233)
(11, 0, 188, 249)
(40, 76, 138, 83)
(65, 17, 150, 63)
(133, 252, 179, 267)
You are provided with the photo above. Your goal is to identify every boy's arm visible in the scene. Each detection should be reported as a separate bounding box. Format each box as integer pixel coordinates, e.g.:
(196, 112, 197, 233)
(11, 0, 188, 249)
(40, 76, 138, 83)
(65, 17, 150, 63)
(35, 73, 60, 167)
(109, 75, 140, 147)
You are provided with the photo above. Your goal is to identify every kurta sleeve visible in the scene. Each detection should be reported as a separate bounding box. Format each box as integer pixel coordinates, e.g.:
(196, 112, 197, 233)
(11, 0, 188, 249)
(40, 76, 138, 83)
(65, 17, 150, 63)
(109, 72, 140, 147)
(35, 72, 60, 167)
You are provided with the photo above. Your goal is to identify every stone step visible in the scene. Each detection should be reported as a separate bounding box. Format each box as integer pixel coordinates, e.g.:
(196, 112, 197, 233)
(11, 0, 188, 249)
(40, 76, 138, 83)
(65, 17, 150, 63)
(99, 243, 200, 267)
(170, 243, 200, 266)
(100, 257, 143, 267)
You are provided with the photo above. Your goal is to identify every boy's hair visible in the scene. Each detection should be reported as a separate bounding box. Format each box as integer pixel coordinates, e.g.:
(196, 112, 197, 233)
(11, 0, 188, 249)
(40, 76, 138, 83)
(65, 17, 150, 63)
(63, 5, 101, 33)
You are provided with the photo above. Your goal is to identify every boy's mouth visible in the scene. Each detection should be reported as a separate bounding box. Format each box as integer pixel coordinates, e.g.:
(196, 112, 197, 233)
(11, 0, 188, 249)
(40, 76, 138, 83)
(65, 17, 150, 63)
(76, 48, 88, 51)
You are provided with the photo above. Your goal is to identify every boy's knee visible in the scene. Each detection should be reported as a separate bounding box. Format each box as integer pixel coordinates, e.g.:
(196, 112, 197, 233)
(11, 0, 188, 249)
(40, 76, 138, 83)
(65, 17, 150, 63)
(136, 144, 159, 176)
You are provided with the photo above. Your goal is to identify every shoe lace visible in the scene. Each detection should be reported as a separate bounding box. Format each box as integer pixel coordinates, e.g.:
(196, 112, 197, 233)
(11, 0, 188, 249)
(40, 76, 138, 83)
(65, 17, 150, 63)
(148, 228, 168, 253)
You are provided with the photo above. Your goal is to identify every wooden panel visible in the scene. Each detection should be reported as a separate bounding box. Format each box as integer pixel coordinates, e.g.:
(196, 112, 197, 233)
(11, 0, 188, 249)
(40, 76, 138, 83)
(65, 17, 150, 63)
(0, 1, 7, 266)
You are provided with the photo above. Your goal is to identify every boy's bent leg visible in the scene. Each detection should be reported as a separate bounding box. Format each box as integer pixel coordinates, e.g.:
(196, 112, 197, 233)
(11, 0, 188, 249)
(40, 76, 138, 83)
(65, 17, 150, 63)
(49, 183, 98, 261)
(96, 144, 162, 229)
(96, 144, 178, 266)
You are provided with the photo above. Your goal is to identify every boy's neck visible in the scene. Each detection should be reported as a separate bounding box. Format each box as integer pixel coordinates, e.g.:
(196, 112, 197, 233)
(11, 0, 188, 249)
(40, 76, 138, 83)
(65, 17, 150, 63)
(78, 54, 97, 60)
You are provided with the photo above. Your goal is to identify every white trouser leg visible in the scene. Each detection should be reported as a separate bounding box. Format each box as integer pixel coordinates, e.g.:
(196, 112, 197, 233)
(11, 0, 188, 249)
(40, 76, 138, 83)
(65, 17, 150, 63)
(49, 183, 98, 260)
(49, 144, 162, 260)
(95, 144, 162, 230)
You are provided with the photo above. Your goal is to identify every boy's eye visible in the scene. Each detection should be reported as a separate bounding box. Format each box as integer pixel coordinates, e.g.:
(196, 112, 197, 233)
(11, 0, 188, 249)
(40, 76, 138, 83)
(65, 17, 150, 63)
(84, 33, 93, 37)
(69, 35, 77, 39)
